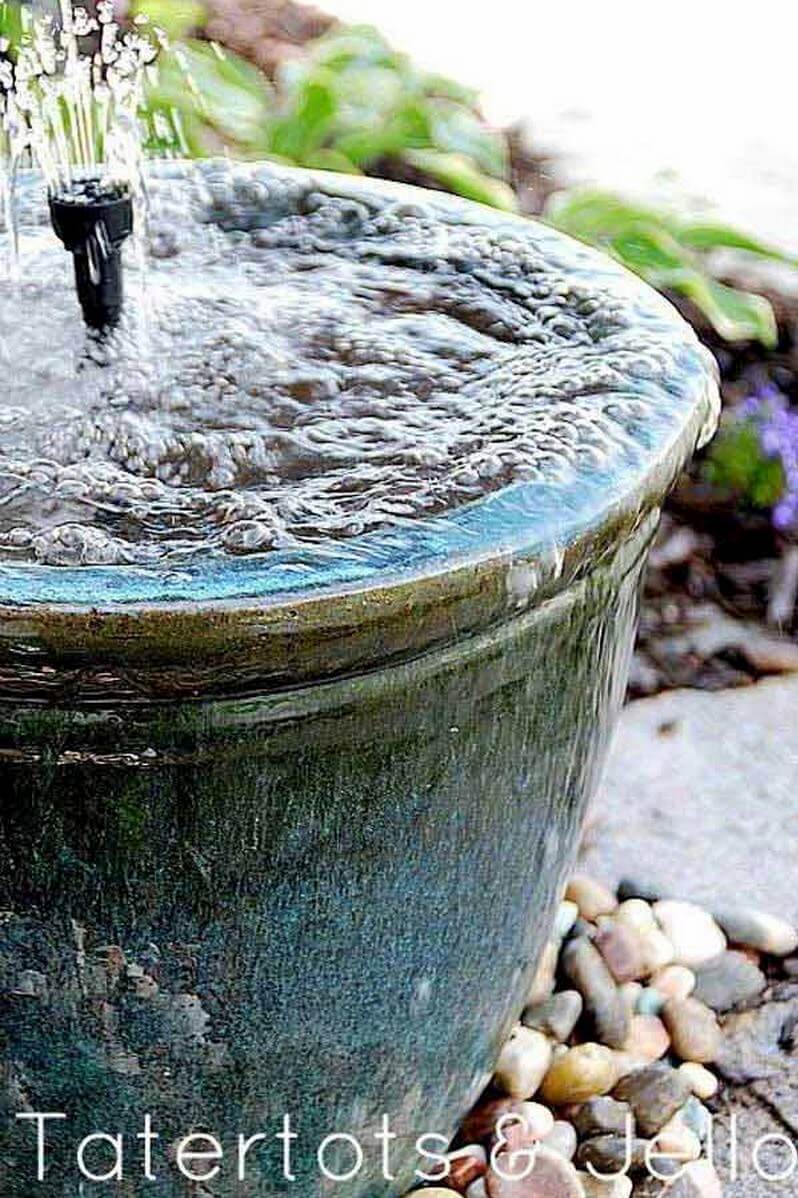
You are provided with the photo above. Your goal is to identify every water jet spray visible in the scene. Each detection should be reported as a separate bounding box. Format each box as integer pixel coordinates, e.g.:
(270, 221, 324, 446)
(49, 177, 133, 331)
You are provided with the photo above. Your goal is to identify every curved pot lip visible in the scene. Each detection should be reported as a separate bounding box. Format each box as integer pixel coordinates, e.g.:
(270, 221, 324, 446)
(0, 162, 719, 697)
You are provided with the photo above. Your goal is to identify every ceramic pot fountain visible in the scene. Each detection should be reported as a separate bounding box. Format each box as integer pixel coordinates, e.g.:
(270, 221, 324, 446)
(0, 161, 718, 1196)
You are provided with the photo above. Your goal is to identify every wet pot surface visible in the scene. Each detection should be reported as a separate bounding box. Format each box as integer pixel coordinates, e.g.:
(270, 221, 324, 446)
(0, 164, 719, 1195)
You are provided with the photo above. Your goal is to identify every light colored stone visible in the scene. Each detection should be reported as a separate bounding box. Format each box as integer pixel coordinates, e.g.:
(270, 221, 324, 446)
(541, 1043, 617, 1105)
(495, 1027, 553, 1099)
(662, 998, 721, 1065)
(566, 875, 618, 922)
(467, 1182, 489, 1198)
(652, 965, 696, 1002)
(639, 927, 676, 976)
(663, 1160, 723, 1197)
(515, 1102, 556, 1141)
(653, 902, 726, 969)
(486, 1144, 586, 1197)
(653, 1114, 702, 1162)
(610, 1051, 648, 1081)
(578, 1175, 631, 1198)
(616, 898, 656, 934)
(620, 981, 643, 1013)
(528, 941, 560, 1005)
(583, 680, 798, 925)
(677, 1062, 718, 1100)
(541, 1121, 578, 1162)
(622, 1014, 670, 1061)
(714, 909, 798, 957)
(555, 900, 580, 939)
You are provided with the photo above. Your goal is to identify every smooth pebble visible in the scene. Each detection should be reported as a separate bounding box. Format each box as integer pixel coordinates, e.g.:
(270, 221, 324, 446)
(714, 908, 798, 957)
(541, 1043, 617, 1106)
(566, 876, 618, 922)
(662, 998, 721, 1065)
(653, 902, 726, 969)
(495, 1027, 553, 1099)
(678, 1062, 719, 1100)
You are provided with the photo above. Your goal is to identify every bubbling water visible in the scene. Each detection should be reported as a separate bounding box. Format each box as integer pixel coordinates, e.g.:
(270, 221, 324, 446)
(0, 160, 718, 570)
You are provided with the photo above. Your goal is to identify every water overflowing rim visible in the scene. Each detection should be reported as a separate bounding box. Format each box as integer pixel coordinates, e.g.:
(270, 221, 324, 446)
(0, 165, 719, 698)
(1, 163, 719, 613)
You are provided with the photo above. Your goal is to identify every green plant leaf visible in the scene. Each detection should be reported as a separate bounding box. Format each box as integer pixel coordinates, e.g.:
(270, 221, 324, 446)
(545, 188, 781, 346)
(146, 41, 273, 154)
(131, 0, 206, 41)
(427, 99, 509, 179)
(705, 420, 786, 508)
(269, 72, 337, 161)
(302, 148, 362, 175)
(405, 149, 518, 211)
(671, 220, 798, 266)
(684, 277, 779, 347)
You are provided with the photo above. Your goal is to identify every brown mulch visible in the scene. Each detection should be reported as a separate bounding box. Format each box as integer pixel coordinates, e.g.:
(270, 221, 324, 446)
(203, 0, 335, 77)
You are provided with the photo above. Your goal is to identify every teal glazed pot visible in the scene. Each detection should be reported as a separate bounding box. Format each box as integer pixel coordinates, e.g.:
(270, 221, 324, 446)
(0, 163, 719, 1196)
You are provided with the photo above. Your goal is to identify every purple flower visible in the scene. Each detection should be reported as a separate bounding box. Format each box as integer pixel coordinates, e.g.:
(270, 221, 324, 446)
(735, 385, 798, 533)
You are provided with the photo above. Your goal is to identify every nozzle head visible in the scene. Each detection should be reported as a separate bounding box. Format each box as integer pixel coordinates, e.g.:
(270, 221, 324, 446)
(49, 178, 134, 331)
(49, 177, 133, 248)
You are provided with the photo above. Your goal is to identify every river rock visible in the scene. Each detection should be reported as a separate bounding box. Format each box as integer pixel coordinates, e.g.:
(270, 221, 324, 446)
(619, 982, 643, 1014)
(485, 1144, 586, 1197)
(679, 1097, 712, 1143)
(447, 1146, 488, 1191)
(692, 950, 766, 1012)
(541, 1044, 617, 1105)
(714, 908, 798, 957)
(495, 1027, 553, 1099)
(651, 965, 696, 1002)
(528, 941, 560, 1005)
(522, 991, 584, 1042)
(513, 1103, 556, 1142)
(622, 1014, 670, 1062)
(541, 1122, 578, 1162)
(677, 1062, 718, 1100)
(653, 1115, 701, 1162)
(561, 938, 630, 1049)
(639, 927, 676, 976)
(566, 876, 618, 921)
(636, 987, 666, 1016)
(575, 1135, 649, 1174)
(615, 899, 656, 934)
(555, 901, 580, 940)
(573, 1096, 633, 1139)
(662, 998, 721, 1064)
(662, 1160, 723, 1198)
(595, 921, 646, 983)
(578, 1176, 631, 1198)
(653, 902, 726, 968)
(612, 1062, 692, 1136)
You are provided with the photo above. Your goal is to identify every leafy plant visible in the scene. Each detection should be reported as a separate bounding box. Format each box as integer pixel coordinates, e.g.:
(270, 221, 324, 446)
(143, 23, 517, 211)
(545, 191, 797, 347)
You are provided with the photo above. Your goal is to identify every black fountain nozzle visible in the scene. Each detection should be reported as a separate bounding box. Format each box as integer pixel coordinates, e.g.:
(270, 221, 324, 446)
(49, 177, 134, 332)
